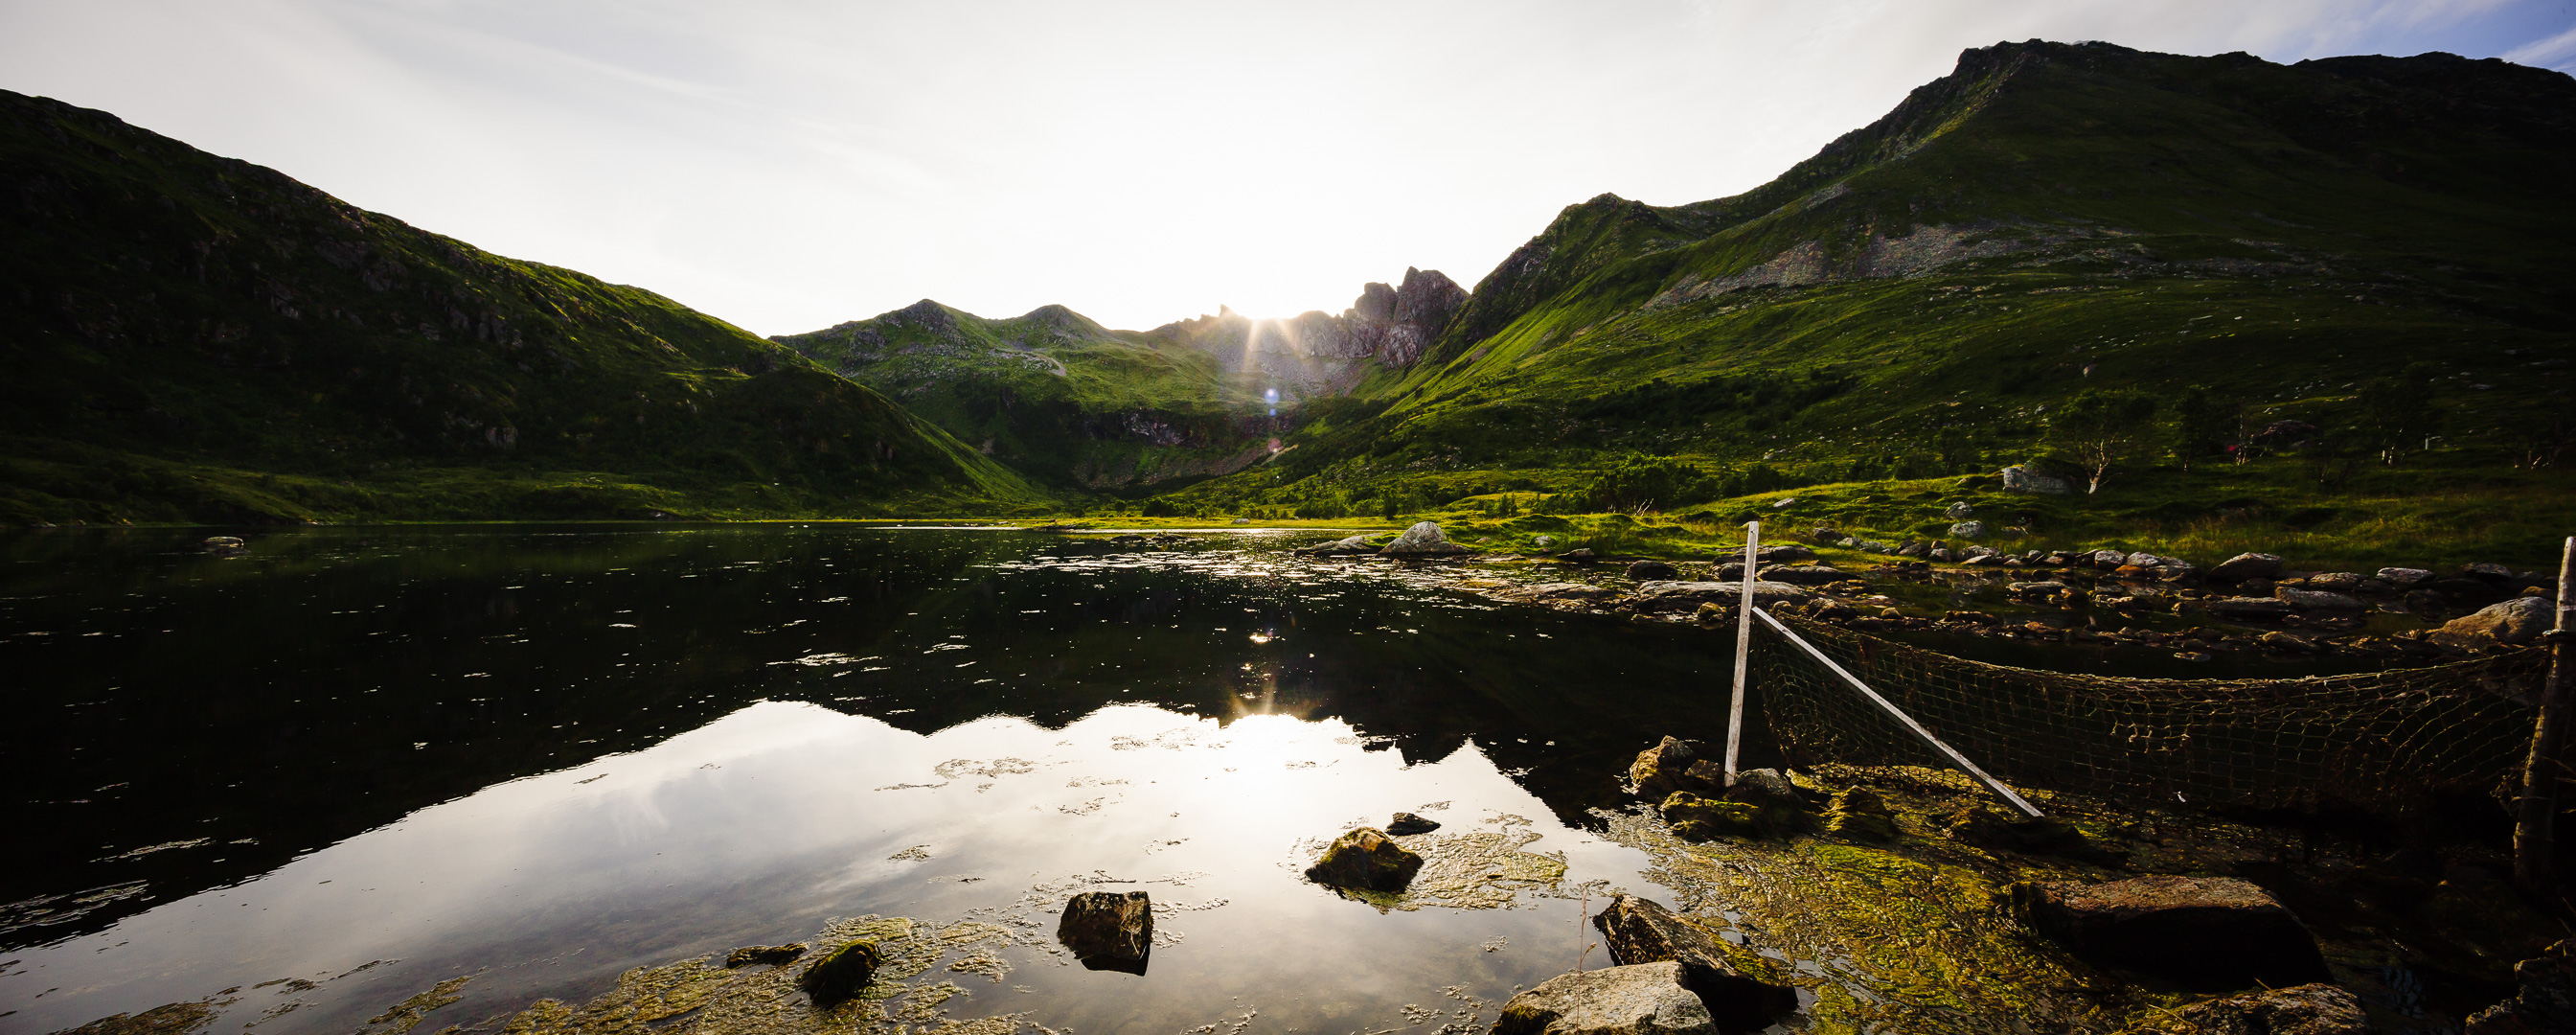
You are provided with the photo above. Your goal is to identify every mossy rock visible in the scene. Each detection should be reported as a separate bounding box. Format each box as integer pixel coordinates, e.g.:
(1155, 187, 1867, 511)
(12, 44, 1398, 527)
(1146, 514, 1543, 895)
(1662, 792, 1763, 840)
(1824, 788, 1902, 842)
(1306, 827, 1424, 891)
(1945, 805, 2097, 860)
(798, 939, 883, 1008)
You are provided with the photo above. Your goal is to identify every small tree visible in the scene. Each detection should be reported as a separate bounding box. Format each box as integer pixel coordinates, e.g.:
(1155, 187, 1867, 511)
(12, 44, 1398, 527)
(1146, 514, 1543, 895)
(2051, 388, 2158, 494)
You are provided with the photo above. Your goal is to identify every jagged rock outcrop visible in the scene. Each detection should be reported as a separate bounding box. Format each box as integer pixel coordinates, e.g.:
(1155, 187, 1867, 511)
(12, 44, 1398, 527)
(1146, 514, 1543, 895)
(1149, 268, 1467, 395)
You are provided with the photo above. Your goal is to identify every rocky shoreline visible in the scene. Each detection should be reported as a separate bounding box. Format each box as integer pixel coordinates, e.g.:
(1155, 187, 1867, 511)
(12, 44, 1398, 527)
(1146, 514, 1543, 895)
(1299, 523, 2560, 664)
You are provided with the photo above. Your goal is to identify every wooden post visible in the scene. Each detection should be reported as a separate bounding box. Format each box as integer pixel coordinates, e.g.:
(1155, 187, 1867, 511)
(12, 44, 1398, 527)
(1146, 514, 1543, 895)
(2514, 536, 2576, 892)
(1725, 520, 1760, 787)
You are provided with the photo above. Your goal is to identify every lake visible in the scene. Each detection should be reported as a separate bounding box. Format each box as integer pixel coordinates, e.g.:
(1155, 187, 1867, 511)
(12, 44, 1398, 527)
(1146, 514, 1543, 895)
(3, 525, 1797, 1035)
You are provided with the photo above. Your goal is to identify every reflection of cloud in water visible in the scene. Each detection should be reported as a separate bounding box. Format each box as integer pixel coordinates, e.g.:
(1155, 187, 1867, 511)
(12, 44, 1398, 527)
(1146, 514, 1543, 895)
(4, 702, 1659, 1035)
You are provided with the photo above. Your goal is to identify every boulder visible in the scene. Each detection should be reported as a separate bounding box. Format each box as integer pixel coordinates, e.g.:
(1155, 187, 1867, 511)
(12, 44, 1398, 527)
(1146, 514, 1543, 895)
(800, 940, 884, 1006)
(2126, 551, 2170, 568)
(2001, 466, 2075, 494)
(2432, 597, 2557, 649)
(1630, 736, 1705, 797)
(2010, 875, 2331, 990)
(2274, 587, 2365, 611)
(1305, 829, 1423, 892)
(725, 944, 808, 968)
(1949, 520, 1987, 539)
(1493, 962, 1714, 1035)
(1590, 895, 1798, 1028)
(2204, 597, 2293, 620)
(1625, 560, 1681, 582)
(1057, 890, 1152, 974)
(2209, 553, 2285, 583)
(2378, 567, 2436, 589)
(2147, 984, 2365, 1035)
(2464, 562, 2526, 587)
(2467, 943, 2576, 1035)
(1896, 540, 1928, 558)
(1565, 548, 1599, 562)
(1929, 547, 1955, 563)
(1946, 501, 1975, 518)
(1755, 564, 1846, 586)
(1754, 544, 1818, 564)
(1627, 581, 1812, 613)
(1380, 521, 1469, 556)
(1722, 768, 1808, 809)
(1807, 526, 1845, 543)
(2301, 571, 2372, 592)
(1385, 812, 1441, 836)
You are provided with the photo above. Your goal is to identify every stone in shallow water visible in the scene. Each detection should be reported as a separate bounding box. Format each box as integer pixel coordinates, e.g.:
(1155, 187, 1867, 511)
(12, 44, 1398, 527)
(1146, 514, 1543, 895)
(2010, 875, 2331, 990)
(1493, 961, 1715, 1035)
(1589, 894, 1797, 1028)
(1384, 811, 1441, 836)
(1304, 828, 1423, 892)
(798, 939, 883, 1007)
(1056, 890, 1151, 975)
(1379, 520, 1469, 556)
(1625, 560, 1680, 581)
(1629, 736, 1704, 798)
(723, 943, 807, 968)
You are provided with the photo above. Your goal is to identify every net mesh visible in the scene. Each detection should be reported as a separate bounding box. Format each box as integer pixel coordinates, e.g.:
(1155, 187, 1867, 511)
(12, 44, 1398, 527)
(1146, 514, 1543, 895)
(1752, 613, 2549, 816)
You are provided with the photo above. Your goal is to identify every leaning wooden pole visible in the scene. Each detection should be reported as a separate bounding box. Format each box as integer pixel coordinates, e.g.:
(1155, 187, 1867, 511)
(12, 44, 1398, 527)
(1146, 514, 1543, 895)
(1724, 520, 1760, 787)
(2514, 536, 2576, 893)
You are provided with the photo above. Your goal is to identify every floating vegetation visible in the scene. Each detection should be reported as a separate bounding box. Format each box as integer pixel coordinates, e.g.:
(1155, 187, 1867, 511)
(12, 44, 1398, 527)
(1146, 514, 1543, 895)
(482, 916, 1022, 1035)
(1313, 825, 1571, 913)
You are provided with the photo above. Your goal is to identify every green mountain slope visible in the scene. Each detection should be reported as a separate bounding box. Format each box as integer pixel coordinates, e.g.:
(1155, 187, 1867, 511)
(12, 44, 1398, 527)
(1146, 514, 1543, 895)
(0, 90, 1040, 524)
(773, 267, 1469, 492)
(773, 301, 1280, 489)
(1151, 41, 2576, 562)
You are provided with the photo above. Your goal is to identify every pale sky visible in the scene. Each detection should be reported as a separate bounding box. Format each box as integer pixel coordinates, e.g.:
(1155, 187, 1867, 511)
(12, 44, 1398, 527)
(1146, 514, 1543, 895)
(5, 1, 2572, 335)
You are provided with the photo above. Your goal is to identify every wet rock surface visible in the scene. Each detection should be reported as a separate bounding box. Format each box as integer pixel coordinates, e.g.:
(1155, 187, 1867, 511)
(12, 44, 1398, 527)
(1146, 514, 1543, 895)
(1384, 811, 1441, 836)
(1304, 827, 1424, 892)
(2012, 875, 2331, 990)
(2435, 597, 2557, 648)
(1056, 890, 1152, 975)
(1589, 894, 1797, 1027)
(798, 938, 884, 1007)
(1493, 961, 1715, 1035)
(1630, 737, 1707, 798)
(1380, 521, 1469, 556)
(723, 943, 808, 968)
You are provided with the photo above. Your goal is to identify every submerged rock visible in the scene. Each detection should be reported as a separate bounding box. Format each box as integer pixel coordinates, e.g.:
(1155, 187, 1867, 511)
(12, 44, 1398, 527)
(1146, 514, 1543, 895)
(1946, 805, 2094, 860)
(2011, 875, 2331, 990)
(1590, 895, 1797, 1028)
(1493, 961, 1715, 1035)
(1823, 787, 1899, 842)
(723, 943, 807, 968)
(2433, 597, 2556, 649)
(1380, 521, 1469, 556)
(1385, 812, 1441, 836)
(799, 939, 883, 1007)
(1057, 890, 1152, 974)
(2135, 983, 2365, 1035)
(1305, 828, 1424, 892)
(1661, 792, 1762, 840)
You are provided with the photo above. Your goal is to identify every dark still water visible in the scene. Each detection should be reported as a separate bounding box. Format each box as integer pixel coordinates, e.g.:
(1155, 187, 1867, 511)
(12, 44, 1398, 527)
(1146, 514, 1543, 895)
(0, 526, 1768, 1034)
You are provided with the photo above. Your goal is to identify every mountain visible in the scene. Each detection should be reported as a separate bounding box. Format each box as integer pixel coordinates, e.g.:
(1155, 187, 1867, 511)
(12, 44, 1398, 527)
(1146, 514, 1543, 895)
(1151, 41, 2576, 535)
(771, 267, 1467, 490)
(0, 90, 1039, 524)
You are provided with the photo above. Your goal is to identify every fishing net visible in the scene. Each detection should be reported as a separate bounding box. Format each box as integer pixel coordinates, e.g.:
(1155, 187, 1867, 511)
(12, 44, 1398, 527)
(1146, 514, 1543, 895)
(1750, 612, 2549, 816)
